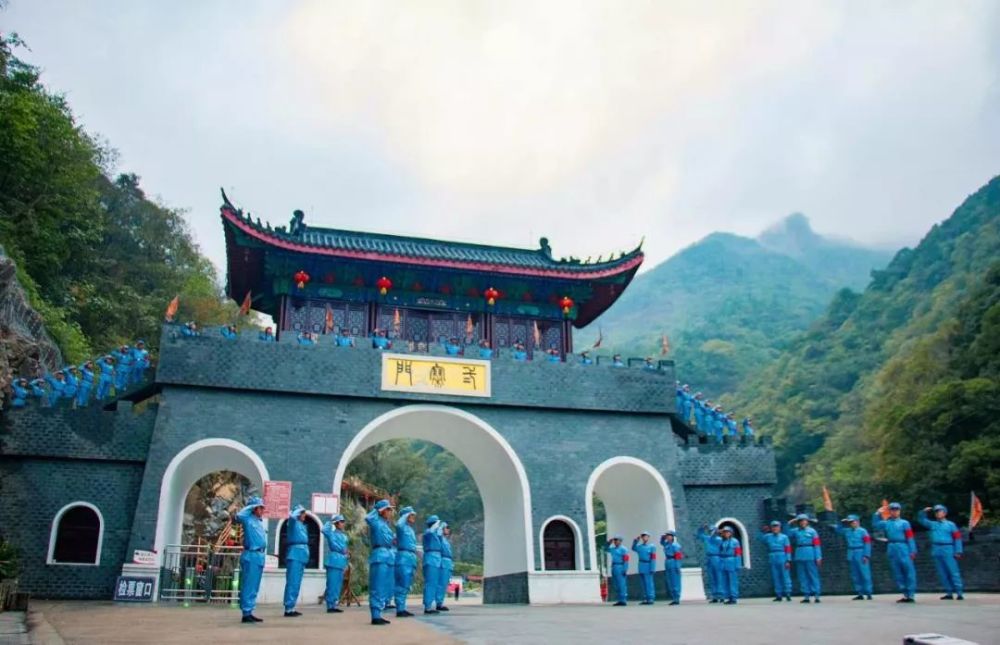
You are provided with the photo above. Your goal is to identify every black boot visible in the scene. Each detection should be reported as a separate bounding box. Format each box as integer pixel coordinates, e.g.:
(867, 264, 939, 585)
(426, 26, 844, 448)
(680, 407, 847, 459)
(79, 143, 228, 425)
(940, 594, 954, 600)
(851, 595, 864, 600)
(956, 594, 964, 600)
(800, 598, 810, 604)
(772, 597, 783, 602)
(371, 618, 390, 625)
(866, 595, 873, 600)
(327, 607, 343, 613)
(613, 601, 626, 606)
(437, 605, 450, 612)
(785, 596, 792, 601)
(396, 610, 414, 617)
(249, 615, 263, 622)
(814, 598, 821, 603)
(284, 611, 302, 617)
(241, 615, 256, 624)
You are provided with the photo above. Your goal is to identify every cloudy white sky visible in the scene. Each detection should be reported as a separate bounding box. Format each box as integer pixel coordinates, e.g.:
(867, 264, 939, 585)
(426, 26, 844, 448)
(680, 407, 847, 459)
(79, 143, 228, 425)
(5, 0, 1000, 274)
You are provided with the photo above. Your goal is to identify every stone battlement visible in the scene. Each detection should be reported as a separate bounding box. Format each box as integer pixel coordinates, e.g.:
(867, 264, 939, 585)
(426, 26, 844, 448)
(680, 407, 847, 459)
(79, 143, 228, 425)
(154, 326, 676, 415)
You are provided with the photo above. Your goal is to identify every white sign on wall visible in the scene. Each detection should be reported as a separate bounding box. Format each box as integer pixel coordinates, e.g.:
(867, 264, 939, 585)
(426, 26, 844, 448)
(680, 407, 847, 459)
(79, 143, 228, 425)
(132, 550, 158, 566)
(312, 493, 339, 516)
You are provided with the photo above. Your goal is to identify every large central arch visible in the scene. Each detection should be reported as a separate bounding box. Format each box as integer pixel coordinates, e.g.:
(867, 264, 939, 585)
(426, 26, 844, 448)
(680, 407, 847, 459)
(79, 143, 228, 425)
(333, 405, 534, 597)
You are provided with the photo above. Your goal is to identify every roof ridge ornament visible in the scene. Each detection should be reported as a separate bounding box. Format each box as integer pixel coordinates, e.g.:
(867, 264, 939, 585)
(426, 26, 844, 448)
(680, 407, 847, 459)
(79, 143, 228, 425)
(290, 210, 305, 236)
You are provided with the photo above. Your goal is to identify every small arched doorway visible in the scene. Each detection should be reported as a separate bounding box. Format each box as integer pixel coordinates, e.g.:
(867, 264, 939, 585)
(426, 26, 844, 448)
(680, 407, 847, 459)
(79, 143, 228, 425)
(48, 503, 103, 565)
(542, 520, 576, 571)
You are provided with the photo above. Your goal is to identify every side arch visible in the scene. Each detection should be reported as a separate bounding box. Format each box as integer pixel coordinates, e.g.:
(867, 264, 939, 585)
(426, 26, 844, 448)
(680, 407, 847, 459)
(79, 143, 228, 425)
(585, 456, 676, 573)
(539, 515, 584, 571)
(274, 511, 325, 570)
(153, 438, 271, 555)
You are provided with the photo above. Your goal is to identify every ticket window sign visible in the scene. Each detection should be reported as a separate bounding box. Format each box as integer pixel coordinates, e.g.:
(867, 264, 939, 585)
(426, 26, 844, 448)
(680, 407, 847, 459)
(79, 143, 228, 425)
(114, 576, 155, 602)
(263, 481, 293, 519)
(380, 353, 491, 398)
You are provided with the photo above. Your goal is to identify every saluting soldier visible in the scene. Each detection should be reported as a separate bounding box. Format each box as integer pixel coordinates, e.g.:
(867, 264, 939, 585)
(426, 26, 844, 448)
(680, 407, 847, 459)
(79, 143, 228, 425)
(871, 502, 917, 603)
(759, 520, 792, 601)
(235, 496, 267, 624)
(604, 535, 629, 606)
(717, 526, 742, 605)
(831, 514, 873, 600)
(631, 532, 657, 605)
(320, 513, 349, 613)
(918, 505, 964, 600)
(393, 506, 418, 617)
(422, 515, 443, 615)
(696, 525, 724, 603)
(787, 514, 822, 603)
(282, 504, 310, 617)
(436, 522, 454, 611)
(659, 530, 684, 605)
(366, 499, 396, 625)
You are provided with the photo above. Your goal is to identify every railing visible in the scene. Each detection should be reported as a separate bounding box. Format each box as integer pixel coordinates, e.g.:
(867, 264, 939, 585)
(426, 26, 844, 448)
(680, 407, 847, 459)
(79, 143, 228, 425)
(159, 544, 241, 604)
(0, 579, 18, 612)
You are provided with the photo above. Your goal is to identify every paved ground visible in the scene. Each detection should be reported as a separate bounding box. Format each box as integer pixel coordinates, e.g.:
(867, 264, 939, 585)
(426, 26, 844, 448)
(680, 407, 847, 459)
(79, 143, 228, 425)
(28, 601, 457, 645)
(424, 595, 1000, 645)
(24, 595, 1000, 645)
(0, 611, 30, 645)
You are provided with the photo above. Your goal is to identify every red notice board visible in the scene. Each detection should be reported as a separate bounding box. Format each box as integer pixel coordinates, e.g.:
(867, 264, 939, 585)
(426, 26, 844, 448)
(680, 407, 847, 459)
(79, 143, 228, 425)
(263, 481, 292, 519)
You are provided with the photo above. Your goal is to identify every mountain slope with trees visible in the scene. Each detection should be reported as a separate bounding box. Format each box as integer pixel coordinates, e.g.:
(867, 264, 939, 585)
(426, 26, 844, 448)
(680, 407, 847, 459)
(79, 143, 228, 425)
(727, 175, 1000, 520)
(575, 216, 892, 395)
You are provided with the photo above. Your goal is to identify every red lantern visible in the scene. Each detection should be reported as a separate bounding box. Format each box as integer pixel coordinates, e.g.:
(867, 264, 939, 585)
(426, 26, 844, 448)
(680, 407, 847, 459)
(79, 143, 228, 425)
(484, 287, 500, 306)
(376, 276, 393, 296)
(294, 270, 310, 289)
(559, 295, 574, 315)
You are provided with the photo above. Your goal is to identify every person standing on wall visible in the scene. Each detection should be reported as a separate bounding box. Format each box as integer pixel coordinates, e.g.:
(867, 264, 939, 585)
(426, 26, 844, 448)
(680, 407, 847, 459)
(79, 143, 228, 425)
(320, 513, 349, 613)
(235, 496, 267, 624)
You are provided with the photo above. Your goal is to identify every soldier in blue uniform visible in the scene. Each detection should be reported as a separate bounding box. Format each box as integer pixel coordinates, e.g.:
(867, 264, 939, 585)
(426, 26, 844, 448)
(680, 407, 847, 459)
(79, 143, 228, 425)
(741, 417, 755, 438)
(831, 514, 873, 600)
(611, 354, 625, 367)
(546, 347, 561, 363)
(437, 522, 454, 611)
(725, 414, 738, 438)
(366, 499, 396, 624)
(696, 525, 724, 602)
(297, 331, 317, 345)
(871, 502, 917, 602)
(112, 345, 133, 392)
(282, 504, 310, 617)
(335, 329, 355, 347)
(320, 513, 349, 613)
(478, 339, 493, 359)
(131, 341, 150, 384)
(759, 520, 792, 601)
(580, 351, 593, 365)
(234, 496, 267, 623)
(631, 532, 657, 605)
(393, 506, 418, 617)
(221, 325, 238, 340)
(29, 377, 47, 401)
(422, 515, 443, 614)
(258, 326, 276, 342)
(96, 356, 115, 400)
(643, 357, 656, 371)
(511, 342, 528, 362)
(444, 338, 462, 356)
(77, 361, 94, 407)
(181, 321, 200, 337)
(787, 514, 822, 603)
(43, 370, 66, 407)
(604, 535, 629, 606)
(919, 505, 964, 600)
(659, 530, 684, 605)
(717, 526, 742, 604)
(10, 377, 29, 408)
(372, 329, 391, 350)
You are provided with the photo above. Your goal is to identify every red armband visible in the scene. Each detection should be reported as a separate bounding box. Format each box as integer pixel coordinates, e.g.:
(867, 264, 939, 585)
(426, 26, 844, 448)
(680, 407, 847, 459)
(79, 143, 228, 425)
(951, 531, 961, 540)
(862, 535, 872, 544)
(904, 529, 914, 539)
(651, 553, 657, 560)
(734, 546, 743, 556)
(812, 537, 821, 546)
(784, 545, 792, 553)
(623, 554, 630, 562)
(674, 551, 683, 560)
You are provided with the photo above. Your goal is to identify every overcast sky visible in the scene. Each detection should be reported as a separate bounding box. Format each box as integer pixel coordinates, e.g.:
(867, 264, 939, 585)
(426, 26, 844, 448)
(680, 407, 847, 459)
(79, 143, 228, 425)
(5, 0, 1000, 275)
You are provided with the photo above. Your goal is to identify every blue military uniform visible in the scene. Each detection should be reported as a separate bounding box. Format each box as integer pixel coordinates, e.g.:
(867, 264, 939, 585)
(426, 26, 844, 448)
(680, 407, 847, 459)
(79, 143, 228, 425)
(96, 357, 115, 400)
(29, 378, 46, 401)
(77, 364, 94, 407)
(335, 332, 354, 347)
(43, 372, 65, 407)
(321, 514, 349, 612)
(918, 506, 964, 599)
(366, 500, 396, 623)
(660, 531, 684, 604)
(631, 533, 657, 604)
(234, 497, 267, 622)
(788, 514, 823, 602)
(872, 503, 917, 601)
(696, 526, 724, 602)
(394, 506, 419, 616)
(422, 516, 443, 613)
(436, 522, 454, 610)
(131, 342, 150, 384)
(758, 521, 792, 600)
(10, 380, 28, 408)
(113, 346, 133, 391)
(283, 505, 310, 616)
(832, 515, 873, 599)
(604, 537, 629, 605)
(62, 369, 79, 401)
(717, 529, 742, 603)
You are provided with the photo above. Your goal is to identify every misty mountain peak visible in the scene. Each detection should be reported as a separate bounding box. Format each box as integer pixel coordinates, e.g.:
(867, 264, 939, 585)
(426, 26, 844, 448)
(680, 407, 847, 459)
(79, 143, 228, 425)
(757, 213, 822, 257)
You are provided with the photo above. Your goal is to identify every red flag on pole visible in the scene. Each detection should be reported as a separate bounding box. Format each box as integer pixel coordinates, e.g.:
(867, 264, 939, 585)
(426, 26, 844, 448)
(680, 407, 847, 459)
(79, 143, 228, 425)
(239, 291, 252, 316)
(660, 334, 670, 356)
(822, 486, 834, 512)
(533, 321, 542, 348)
(970, 492, 984, 530)
(324, 304, 334, 334)
(593, 327, 603, 349)
(164, 295, 179, 322)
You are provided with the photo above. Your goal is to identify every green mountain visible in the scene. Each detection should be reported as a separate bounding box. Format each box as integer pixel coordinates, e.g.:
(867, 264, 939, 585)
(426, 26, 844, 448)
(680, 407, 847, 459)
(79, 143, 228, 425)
(727, 175, 1000, 519)
(575, 215, 892, 396)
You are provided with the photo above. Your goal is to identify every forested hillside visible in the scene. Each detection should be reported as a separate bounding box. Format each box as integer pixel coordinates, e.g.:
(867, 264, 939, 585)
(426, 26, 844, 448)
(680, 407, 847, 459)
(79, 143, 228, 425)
(575, 216, 891, 395)
(0, 34, 235, 365)
(728, 176, 1000, 520)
